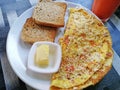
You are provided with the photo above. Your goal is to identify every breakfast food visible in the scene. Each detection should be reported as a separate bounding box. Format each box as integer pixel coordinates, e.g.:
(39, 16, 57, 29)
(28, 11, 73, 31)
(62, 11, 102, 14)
(50, 8, 113, 89)
(35, 44, 49, 67)
(32, 2, 67, 27)
(74, 54, 113, 90)
(21, 18, 57, 44)
(51, 55, 113, 90)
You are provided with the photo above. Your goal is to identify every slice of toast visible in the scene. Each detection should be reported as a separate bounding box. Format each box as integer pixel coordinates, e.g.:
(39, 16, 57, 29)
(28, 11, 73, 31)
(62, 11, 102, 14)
(21, 18, 57, 44)
(32, 2, 67, 27)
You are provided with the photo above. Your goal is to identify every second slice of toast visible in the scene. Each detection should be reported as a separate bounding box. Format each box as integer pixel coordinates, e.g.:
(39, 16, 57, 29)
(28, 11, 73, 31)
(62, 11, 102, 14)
(21, 18, 57, 44)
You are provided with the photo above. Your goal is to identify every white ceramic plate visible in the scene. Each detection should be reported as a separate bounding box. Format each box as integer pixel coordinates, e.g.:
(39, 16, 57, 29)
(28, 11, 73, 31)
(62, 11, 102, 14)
(6, 1, 98, 90)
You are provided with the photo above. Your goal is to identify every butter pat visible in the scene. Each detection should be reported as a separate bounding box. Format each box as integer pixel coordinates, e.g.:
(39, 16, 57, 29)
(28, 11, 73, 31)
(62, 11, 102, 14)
(27, 42, 62, 74)
(35, 44, 49, 67)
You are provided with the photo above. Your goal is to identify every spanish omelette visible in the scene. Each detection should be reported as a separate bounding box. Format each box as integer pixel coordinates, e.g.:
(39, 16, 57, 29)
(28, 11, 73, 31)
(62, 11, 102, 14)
(50, 8, 113, 90)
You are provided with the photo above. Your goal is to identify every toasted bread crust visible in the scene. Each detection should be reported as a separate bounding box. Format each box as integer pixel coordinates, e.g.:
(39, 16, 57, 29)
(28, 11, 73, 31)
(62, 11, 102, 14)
(21, 18, 57, 44)
(39, 0, 53, 2)
(32, 2, 67, 27)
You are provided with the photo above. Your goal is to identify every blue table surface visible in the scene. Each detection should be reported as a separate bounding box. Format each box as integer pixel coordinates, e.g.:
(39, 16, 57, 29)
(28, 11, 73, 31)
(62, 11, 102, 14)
(0, 0, 120, 90)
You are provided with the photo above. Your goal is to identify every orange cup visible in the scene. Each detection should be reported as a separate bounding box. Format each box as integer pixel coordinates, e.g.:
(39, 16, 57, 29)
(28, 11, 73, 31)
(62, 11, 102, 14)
(92, 0, 120, 22)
